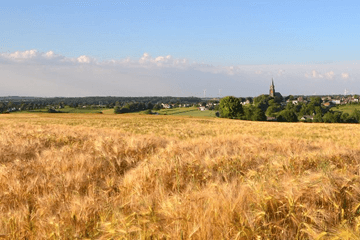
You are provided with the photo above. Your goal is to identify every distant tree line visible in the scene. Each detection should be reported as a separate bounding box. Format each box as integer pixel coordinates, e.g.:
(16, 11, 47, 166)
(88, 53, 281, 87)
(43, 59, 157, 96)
(113, 100, 200, 114)
(0, 96, 201, 113)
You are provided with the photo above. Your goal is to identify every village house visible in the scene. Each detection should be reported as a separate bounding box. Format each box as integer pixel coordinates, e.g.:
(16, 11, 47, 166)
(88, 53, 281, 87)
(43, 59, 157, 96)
(198, 106, 208, 111)
(161, 103, 172, 109)
(297, 97, 308, 103)
(286, 99, 299, 105)
(241, 100, 251, 105)
(331, 99, 341, 105)
(300, 115, 314, 121)
(322, 102, 333, 107)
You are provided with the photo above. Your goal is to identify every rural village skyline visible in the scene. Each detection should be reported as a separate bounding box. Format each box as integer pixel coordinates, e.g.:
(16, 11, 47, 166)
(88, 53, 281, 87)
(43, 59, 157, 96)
(1, 0, 359, 97)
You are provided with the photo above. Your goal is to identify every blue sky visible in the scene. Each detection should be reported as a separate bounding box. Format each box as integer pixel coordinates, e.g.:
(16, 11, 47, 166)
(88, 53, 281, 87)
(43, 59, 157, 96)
(1, 0, 359, 97)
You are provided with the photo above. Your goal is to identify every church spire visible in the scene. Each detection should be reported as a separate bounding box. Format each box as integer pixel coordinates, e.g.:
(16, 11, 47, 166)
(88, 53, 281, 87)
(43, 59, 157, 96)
(269, 78, 275, 97)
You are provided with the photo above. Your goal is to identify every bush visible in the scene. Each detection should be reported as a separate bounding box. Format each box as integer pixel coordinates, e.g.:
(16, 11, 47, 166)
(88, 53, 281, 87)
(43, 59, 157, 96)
(277, 110, 298, 122)
(48, 108, 62, 113)
(114, 106, 121, 114)
(251, 106, 267, 121)
(144, 109, 152, 114)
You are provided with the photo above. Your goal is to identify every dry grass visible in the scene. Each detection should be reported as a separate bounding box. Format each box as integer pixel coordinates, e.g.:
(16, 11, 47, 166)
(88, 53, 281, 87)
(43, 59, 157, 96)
(1, 113, 360, 239)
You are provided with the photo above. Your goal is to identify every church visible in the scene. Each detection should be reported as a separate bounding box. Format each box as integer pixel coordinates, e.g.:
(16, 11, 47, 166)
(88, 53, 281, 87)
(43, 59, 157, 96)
(269, 78, 282, 98)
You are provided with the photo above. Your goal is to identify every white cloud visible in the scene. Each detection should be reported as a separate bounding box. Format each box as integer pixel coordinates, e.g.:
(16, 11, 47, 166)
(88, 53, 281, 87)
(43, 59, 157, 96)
(306, 70, 336, 79)
(77, 55, 93, 63)
(45, 51, 55, 58)
(139, 52, 151, 63)
(325, 71, 335, 79)
(7, 49, 38, 59)
(342, 72, 350, 79)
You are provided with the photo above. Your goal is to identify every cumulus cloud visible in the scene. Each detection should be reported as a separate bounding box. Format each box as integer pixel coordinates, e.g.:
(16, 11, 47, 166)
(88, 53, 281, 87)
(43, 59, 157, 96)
(139, 52, 151, 63)
(8, 49, 38, 59)
(305, 70, 336, 79)
(325, 71, 335, 79)
(45, 51, 55, 58)
(77, 55, 94, 63)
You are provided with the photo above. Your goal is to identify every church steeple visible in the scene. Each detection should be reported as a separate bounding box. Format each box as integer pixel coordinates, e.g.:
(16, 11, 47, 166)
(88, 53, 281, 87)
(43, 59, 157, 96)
(269, 78, 275, 97)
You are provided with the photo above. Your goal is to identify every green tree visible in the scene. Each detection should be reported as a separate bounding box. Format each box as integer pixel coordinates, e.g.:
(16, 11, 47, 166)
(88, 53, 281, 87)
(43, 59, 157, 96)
(266, 105, 280, 117)
(350, 109, 360, 122)
(219, 96, 243, 119)
(0, 102, 4, 113)
(120, 107, 130, 113)
(285, 102, 296, 111)
(310, 97, 322, 106)
(147, 102, 154, 109)
(340, 113, 354, 123)
(323, 111, 341, 123)
(251, 106, 267, 121)
(114, 105, 121, 114)
(253, 94, 272, 112)
(7, 101, 13, 110)
(144, 109, 152, 114)
(313, 113, 323, 122)
(277, 110, 298, 122)
(242, 105, 253, 120)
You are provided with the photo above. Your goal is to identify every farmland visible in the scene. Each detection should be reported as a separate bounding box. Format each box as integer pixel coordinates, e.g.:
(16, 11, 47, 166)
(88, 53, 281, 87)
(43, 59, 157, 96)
(14, 106, 110, 114)
(0, 113, 360, 239)
(331, 104, 360, 114)
(152, 107, 216, 117)
(13, 106, 217, 117)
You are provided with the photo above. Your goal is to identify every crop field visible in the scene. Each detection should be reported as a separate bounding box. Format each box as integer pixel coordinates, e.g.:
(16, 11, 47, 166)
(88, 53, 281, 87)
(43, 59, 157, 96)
(1, 113, 360, 239)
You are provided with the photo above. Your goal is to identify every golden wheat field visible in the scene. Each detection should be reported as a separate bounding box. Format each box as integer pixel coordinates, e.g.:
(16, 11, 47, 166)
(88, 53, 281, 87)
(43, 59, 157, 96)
(1, 113, 360, 239)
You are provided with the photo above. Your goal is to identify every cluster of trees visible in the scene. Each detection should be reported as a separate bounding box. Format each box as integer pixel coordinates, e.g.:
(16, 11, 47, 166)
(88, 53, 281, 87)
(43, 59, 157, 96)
(114, 101, 163, 114)
(219, 95, 360, 123)
(219, 96, 266, 121)
(316, 110, 360, 123)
